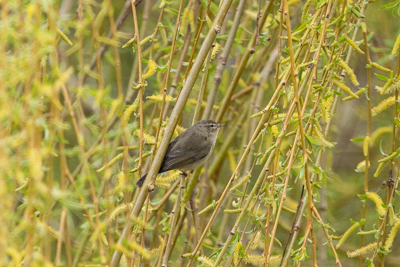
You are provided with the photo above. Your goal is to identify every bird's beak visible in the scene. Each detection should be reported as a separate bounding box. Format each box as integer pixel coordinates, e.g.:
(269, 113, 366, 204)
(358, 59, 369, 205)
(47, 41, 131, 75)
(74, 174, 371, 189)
(218, 124, 226, 128)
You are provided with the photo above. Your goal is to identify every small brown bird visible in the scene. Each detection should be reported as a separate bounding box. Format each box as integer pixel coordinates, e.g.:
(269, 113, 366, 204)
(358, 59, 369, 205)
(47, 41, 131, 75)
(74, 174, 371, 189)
(136, 120, 226, 187)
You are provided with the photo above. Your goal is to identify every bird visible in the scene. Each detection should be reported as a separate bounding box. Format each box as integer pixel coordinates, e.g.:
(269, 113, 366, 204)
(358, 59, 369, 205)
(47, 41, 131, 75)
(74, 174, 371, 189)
(136, 119, 226, 188)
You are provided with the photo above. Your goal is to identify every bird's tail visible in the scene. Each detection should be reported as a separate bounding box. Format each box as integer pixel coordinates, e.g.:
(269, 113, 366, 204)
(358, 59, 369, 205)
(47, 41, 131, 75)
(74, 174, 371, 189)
(136, 173, 147, 188)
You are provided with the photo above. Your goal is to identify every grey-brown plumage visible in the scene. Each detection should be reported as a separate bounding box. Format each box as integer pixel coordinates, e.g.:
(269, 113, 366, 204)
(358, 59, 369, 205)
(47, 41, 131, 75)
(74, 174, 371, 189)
(136, 120, 225, 188)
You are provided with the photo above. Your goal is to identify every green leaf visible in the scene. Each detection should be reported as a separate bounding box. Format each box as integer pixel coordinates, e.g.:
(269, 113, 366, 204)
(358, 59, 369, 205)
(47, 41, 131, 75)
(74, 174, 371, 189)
(351, 7, 365, 18)
(379, 1, 400, 10)
(375, 73, 390, 81)
(351, 137, 365, 142)
(306, 134, 320, 145)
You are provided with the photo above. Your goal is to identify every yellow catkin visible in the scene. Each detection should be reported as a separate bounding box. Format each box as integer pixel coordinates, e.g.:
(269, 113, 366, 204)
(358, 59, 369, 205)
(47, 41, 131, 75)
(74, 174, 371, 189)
(366, 192, 386, 217)
(175, 124, 187, 134)
(121, 96, 139, 128)
(372, 96, 396, 116)
(110, 203, 133, 221)
(97, 36, 120, 47)
(333, 79, 359, 98)
(377, 79, 393, 95)
(391, 33, 400, 56)
(357, 230, 378, 235)
(233, 242, 242, 264)
(224, 208, 243, 214)
(370, 62, 392, 73)
(97, 153, 123, 172)
(197, 256, 214, 267)
(155, 181, 171, 189)
(134, 130, 155, 144)
(127, 240, 151, 259)
(243, 254, 281, 266)
(180, 8, 190, 35)
(356, 160, 370, 172)
(198, 201, 217, 215)
(139, 35, 153, 46)
(146, 94, 175, 102)
(321, 95, 334, 122)
(188, 8, 195, 32)
(363, 136, 370, 156)
(336, 221, 360, 249)
(211, 43, 221, 60)
(133, 151, 152, 163)
(313, 127, 334, 148)
(250, 231, 261, 250)
(374, 162, 386, 177)
(57, 28, 73, 46)
(149, 236, 165, 257)
(384, 79, 400, 94)
(156, 171, 181, 184)
(346, 38, 364, 54)
(122, 37, 136, 48)
(338, 59, 359, 86)
(130, 215, 153, 230)
(271, 125, 279, 137)
(343, 87, 366, 101)
(205, 15, 212, 29)
(347, 242, 377, 258)
(370, 127, 392, 145)
(230, 174, 251, 191)
(142, 60, 157, 80)
(385, 218, 400, 250)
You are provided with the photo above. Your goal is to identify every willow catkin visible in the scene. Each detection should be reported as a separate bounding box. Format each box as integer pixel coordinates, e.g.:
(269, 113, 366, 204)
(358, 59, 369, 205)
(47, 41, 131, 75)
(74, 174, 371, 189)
(338, 59, 359, 86)
(385, 218, 400, 250)
(372, 96, 396, 116)
(391, 32, 400, 56)
(333, 79, 359, 98)
(366, 192, 385, 217)
(336, 221, 360, 249)
(197, 256, 214, 267)
(142, 59, 157, 80)
(233, 242, 242, 264)
(347, 242, 377, 258)
(363, 136, 370, 156)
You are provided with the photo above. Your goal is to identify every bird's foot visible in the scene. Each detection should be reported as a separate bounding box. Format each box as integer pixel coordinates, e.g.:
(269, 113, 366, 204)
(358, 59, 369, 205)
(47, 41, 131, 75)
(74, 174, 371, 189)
(180, 171, 188, 177)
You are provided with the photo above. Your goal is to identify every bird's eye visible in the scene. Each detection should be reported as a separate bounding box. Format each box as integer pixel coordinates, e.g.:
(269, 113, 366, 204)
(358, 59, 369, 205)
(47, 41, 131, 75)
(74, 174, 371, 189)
(210, 124, 214, 128)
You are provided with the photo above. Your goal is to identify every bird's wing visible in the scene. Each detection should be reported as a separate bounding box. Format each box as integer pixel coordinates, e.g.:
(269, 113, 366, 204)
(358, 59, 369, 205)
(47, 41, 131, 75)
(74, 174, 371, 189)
(160, 132, 211, 172)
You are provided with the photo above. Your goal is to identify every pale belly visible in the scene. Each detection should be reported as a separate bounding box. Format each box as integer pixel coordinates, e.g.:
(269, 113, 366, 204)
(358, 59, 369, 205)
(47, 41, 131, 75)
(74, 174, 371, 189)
(180, 146, 213, 172)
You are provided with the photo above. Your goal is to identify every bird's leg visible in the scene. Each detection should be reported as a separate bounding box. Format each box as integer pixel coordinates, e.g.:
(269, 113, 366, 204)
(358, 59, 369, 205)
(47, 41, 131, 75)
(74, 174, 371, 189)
(180, 171, 188, 177)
